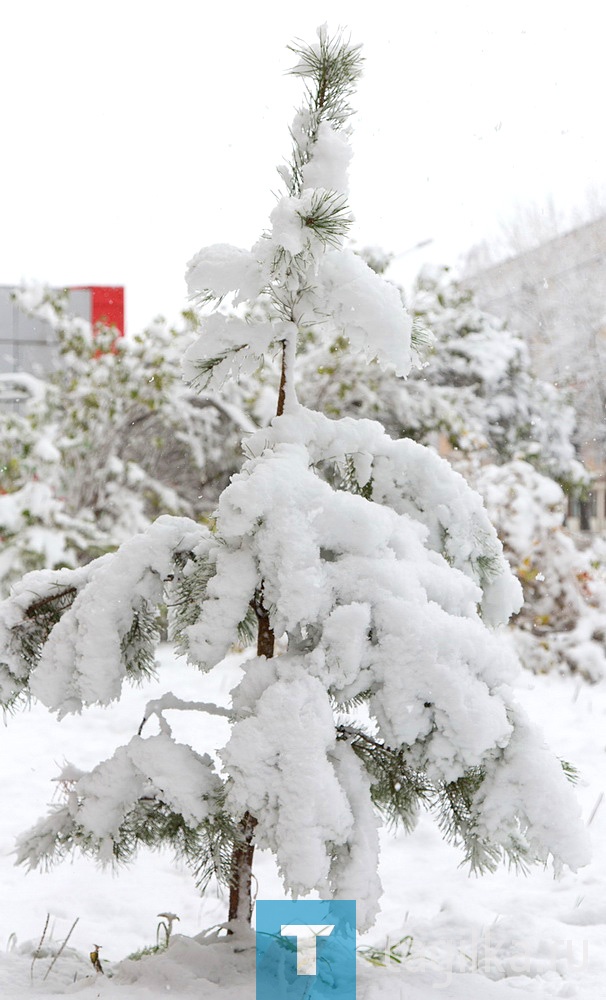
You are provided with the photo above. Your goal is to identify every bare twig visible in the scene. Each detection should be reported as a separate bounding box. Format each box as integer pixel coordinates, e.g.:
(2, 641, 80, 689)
(138, 694, 232, 736)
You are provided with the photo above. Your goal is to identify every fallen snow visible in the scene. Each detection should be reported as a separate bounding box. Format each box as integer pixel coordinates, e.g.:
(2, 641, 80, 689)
(0, 646, 604, 999)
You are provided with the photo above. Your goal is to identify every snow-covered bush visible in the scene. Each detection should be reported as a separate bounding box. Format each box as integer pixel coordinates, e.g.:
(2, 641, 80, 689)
(409, 266, 587, 490)
(409, 273, 606, 679)
(478, 461, 606, 680)
(0, 28, 590, 933)
(0, 289, 248, 594)
(296, 260, 585, 491)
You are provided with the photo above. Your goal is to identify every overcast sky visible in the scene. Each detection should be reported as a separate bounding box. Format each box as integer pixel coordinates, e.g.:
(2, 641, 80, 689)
(1, 1, 603, 332)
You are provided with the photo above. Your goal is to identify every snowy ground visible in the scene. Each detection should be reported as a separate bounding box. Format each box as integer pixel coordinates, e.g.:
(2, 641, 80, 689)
(0, 645, 604, 998)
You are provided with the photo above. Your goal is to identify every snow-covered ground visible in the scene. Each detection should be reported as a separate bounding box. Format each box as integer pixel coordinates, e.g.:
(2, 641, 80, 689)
(0, 646, 604, 998)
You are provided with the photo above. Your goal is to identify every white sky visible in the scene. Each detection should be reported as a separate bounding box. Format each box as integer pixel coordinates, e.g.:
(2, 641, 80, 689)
(1, 1, 603, 333)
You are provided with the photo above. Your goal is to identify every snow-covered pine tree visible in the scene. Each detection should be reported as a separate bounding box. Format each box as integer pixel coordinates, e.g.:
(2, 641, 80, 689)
(0, 28, 590, 933)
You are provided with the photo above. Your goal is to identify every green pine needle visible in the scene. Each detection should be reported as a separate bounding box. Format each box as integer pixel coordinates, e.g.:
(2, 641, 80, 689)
(297, 190, 353, 248)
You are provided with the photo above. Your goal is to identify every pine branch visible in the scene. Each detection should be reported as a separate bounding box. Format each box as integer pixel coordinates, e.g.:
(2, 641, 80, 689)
(285, 27, 363, 196)
(337, 724, 431, 831)
(120, 602, 159, 681)
(24, 587, 78, 619)
(288, 27, 363, 130)
(19, 790, 237, 894)
(337, 723, 537, 874)
(138, 694, 233, 737)
(170, 551, 215, 654)
(297, 190, 353, 248)
(433, 769, 531, 875)
(338, 455, 373, 500)
(108, 798, 239, 892)
(5, 586, 79, 703)
(560, 758, 580, 785)
(411, 319, 435, 365)
(188, 345, 248, 392)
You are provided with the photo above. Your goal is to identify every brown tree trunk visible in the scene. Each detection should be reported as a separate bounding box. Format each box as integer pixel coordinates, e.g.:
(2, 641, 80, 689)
(227, 810, 258, 924)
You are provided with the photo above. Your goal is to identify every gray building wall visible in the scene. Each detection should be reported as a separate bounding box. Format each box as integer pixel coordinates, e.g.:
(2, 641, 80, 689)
(465, 216, 606, 389)
(465, 217, 606, 530)
(0, 287, 92, 376)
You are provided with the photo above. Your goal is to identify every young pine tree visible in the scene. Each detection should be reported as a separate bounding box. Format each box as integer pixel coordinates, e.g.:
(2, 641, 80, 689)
(0, 28, 589, 933)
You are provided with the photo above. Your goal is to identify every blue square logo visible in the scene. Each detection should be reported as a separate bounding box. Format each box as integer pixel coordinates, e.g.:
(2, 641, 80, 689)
(256, 900, 356, 999)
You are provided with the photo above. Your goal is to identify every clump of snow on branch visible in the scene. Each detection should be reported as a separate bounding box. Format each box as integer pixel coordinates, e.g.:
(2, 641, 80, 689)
(223, 670, 354, 891)
(186, 244, 267, 303)
(300, 120, 352, 193)
(474, 707, 590, 871)
(16, 732, 222, 870)
(0, 517, 209, 713)
(240, 408, 522, 625)
(318, 250, 412, 375)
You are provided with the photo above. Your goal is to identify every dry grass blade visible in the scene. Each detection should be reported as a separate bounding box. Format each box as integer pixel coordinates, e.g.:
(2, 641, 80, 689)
(43, 917, 79, 981)
(30, 913, 49, 982)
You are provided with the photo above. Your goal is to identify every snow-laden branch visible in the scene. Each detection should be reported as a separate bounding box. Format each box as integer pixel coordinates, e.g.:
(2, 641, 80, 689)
(0, 371, 47, 403)
(0, 517, 210, 714)
(138, 692, 233, 736)
(16, 731, 224, 870)
(244, 406, 522, 625)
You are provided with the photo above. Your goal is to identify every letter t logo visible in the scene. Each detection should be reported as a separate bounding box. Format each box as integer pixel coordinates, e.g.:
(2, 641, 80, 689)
(280, 924, 334, 975)
(256, 899, 355, 998)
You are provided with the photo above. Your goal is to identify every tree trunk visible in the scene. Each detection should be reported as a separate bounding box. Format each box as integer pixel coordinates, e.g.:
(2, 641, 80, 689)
(227, 811, 258, 924)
